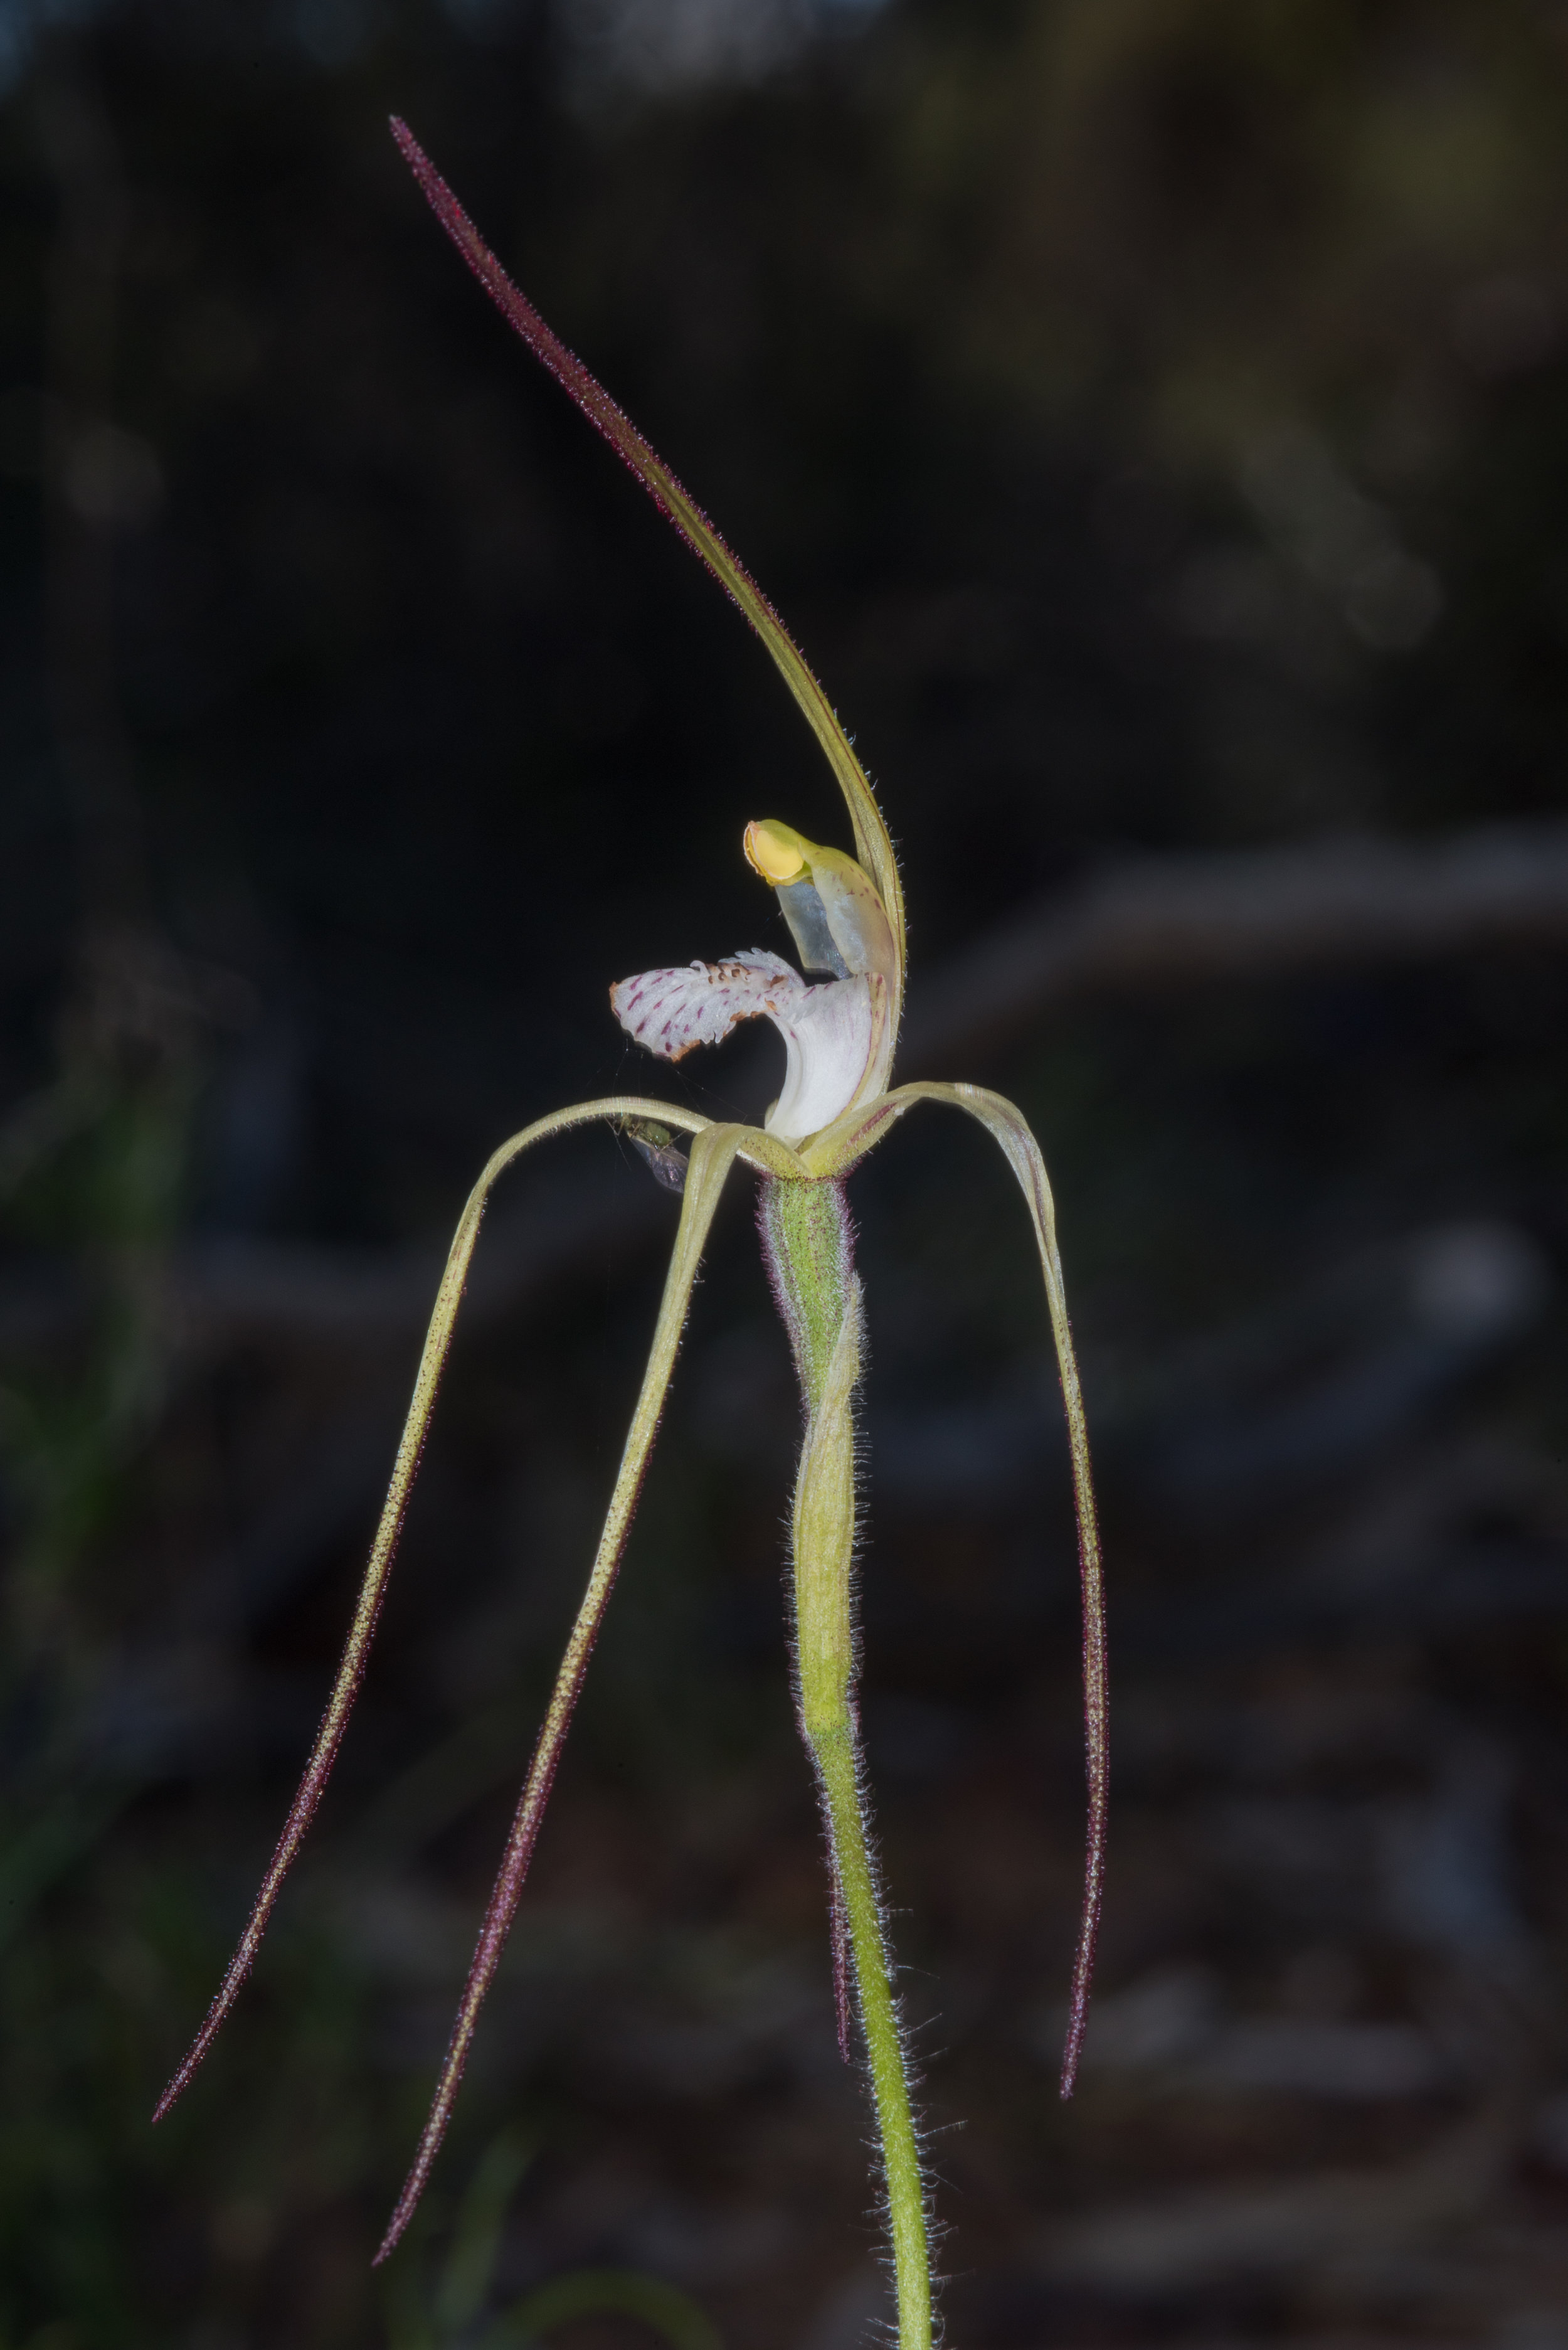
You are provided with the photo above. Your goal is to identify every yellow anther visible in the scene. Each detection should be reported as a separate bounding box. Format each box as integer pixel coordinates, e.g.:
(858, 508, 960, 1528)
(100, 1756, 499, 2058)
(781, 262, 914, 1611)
(744, 819, 807, 884)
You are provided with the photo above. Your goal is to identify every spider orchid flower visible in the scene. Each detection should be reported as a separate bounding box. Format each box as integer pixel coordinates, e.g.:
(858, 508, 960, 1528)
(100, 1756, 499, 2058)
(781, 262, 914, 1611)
(154, 124, 1108, 2350)
(610, 819, 896, 1143)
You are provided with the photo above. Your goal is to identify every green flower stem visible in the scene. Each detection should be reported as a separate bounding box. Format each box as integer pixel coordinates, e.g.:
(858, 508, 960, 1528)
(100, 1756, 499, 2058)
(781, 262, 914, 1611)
(759, 1175, 932, 2350)
(813, 1733, 930, 2350)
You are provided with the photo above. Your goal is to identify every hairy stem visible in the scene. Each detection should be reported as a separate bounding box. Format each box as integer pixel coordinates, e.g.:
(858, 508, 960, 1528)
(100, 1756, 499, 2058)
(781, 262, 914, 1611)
(758, 1176, 931, 2350)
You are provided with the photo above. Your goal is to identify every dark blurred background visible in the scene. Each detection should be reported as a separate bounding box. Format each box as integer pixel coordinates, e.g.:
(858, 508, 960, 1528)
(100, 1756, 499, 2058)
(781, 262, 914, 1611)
(6, 2, 1568, 2344)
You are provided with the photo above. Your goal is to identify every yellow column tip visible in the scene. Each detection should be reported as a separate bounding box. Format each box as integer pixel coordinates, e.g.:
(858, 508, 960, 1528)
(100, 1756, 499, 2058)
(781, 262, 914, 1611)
(744, 820, 807, 883)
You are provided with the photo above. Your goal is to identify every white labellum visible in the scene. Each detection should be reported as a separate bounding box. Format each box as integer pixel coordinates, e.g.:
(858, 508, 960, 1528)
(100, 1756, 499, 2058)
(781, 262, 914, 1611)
(610, 950, 874, 1142)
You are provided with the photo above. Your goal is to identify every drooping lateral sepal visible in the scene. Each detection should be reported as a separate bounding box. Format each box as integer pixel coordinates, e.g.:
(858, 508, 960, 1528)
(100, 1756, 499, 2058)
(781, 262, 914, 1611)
(375, 1118, 755, 2262)
(862, 1079, 1109, 2100)
(149, 1092, 719, 2135)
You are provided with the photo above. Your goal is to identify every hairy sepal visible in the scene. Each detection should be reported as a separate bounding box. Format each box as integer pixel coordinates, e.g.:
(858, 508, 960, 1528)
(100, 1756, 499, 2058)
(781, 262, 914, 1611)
(152, 1095, 712, 2123)
(391, 119, 905, 1034)
(872, 1081, 1109, 2098)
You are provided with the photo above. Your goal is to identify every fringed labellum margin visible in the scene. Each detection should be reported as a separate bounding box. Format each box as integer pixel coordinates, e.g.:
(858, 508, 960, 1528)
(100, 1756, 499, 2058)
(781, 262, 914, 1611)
(152, 124, 1110, 2350)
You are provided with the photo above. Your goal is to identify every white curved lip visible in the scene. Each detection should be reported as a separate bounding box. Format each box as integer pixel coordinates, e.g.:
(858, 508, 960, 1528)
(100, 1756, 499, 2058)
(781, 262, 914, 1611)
(610, 950, 874, 1142)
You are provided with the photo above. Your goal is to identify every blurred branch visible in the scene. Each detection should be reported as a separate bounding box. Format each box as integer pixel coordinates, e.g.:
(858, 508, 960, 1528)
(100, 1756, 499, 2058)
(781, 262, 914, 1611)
(901, 817, 1568, 1072)
(50, 812, 1563, 1358)
(165, 1163, 670, 1350)
(60, 818, 1568, 1780)
(1039, 2098, 1520, 2294)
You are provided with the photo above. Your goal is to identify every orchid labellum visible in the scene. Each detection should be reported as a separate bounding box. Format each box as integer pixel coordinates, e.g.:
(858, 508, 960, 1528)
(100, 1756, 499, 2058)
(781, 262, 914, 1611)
(156, 123, 1108, 2350)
